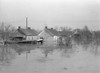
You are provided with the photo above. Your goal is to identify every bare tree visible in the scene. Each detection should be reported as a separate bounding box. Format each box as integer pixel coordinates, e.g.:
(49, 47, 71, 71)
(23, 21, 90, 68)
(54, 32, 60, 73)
(0, 22, 15, 42)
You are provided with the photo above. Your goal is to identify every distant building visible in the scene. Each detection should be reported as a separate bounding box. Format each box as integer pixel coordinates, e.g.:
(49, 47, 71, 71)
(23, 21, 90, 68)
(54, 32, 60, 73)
(10, 29, 25, 41)
(38, 26, 59, 44)
(11, 26, 38, 41)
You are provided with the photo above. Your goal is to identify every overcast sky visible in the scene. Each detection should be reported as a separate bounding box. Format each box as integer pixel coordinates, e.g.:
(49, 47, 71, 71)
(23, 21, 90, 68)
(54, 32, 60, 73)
(0, 0, 100, 30)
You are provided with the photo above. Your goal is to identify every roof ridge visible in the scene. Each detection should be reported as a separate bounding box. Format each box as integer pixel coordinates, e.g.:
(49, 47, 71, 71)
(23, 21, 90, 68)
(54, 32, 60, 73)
(45, 28, 54, 36)
(18, 28, 37, 36)
(45, 28, 59, 36)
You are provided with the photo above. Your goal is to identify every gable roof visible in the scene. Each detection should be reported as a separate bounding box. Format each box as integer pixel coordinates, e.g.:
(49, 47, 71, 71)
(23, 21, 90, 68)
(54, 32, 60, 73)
(18, 28, 38, 36)
(43, 27, 59, 36)
(11, 30, 25, 37)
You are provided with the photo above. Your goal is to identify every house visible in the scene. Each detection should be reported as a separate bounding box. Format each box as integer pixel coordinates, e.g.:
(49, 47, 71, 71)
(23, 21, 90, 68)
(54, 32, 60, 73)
(10, 30, 25, 41)
(38, 26, 59, 44)
(11, 26, 38, 41)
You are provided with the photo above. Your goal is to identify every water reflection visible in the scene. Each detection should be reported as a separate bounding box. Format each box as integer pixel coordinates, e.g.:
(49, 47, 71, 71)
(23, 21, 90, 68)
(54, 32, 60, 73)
(10, 44, 37, 55)
(41, 46, 56, 58)
(61, 48, 75, 58)
(0, 43, 100, 73)
(0, 43, 99, 64)
(0, 45, 16, 65)
(0, 43, 99, 62)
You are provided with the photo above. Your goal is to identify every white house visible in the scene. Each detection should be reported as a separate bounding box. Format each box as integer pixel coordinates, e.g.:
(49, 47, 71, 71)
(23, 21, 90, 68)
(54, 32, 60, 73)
(15, 26, 38, 41)
(38, 26, 59, 44)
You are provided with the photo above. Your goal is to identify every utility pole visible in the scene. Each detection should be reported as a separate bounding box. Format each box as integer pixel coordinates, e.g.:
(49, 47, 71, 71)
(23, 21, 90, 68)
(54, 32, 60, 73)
(26, 17, 28, 29)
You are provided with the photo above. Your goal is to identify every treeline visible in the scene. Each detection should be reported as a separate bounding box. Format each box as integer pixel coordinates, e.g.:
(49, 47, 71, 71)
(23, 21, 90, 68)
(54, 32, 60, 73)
(57, 26, 100, 47)
(73, 26, 100, 46)
(0, 23, 15, 42)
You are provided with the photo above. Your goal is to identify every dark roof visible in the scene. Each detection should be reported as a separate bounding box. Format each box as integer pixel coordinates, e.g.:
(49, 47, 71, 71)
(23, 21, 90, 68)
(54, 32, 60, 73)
(44, 28, 59, 36)
(11, 30, 24, 37)
(18, 28, 38, 36)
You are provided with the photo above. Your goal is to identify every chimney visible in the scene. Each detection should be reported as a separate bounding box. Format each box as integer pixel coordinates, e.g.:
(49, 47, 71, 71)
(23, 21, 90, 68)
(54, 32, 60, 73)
(28, 27, 31, 29)
(51, 28, 53, 30)
(18, 26, 21, 30)
(26, 17, 28, 29)
(45, 26, 47, 29)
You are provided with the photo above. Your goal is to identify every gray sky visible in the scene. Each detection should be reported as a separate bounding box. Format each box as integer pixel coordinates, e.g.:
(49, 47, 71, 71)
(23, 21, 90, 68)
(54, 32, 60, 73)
(0, 0, 100, 30)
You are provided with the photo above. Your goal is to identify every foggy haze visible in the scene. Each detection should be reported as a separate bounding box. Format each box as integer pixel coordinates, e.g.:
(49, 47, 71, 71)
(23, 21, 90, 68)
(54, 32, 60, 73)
(0, 0, 100, 30)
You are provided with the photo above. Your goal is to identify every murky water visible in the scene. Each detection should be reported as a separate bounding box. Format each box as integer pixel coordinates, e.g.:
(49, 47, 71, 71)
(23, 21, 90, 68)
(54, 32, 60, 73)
(0, 44, 100, 73)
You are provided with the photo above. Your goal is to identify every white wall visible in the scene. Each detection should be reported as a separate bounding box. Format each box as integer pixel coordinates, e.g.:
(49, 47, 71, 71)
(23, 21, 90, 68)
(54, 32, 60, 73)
(26, 36, 37, 40)
(53, 36, 59, 44)
(38, 30, 53, 42)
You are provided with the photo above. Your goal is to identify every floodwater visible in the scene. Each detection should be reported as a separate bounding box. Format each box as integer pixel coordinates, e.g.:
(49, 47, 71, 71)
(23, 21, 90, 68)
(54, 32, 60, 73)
(0, 44, 100, 73)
